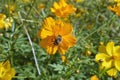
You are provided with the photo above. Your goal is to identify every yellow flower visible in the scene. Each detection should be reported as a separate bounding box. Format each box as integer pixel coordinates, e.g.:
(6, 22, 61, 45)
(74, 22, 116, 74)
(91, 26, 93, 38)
(108, 5, 120, 16)
(38, 17, 76, 54)
(107, 68, 117, 77)
(0, 14, 6, 29)
(0, 60, 15, 80)
(90, 75, 99, 80)
(0, 13, 13, 29)
(51, 0, 76, 17)
(95, 41, 120, 76)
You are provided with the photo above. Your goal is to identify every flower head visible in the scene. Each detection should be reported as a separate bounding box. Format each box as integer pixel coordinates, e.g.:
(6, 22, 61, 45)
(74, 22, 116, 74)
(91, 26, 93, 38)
(90, 75, 99, 80)
(0, 13, 13, 29)
(51, 0, 76, 17)
(38, 17, 76, 54)
(108, 0, 120, 16)
(0, 60, 15, 80)
(95, 41, 120, 77)
(108, 5, 120, 16)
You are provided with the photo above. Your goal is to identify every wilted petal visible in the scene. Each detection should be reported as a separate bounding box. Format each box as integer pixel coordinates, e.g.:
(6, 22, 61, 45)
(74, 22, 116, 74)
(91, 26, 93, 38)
(98, 45, 107, 54)
(3, 60, 10, 70)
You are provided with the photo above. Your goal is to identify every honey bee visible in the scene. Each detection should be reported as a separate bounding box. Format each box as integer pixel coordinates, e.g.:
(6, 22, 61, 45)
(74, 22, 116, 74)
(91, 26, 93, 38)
(54, 35, 62, 45)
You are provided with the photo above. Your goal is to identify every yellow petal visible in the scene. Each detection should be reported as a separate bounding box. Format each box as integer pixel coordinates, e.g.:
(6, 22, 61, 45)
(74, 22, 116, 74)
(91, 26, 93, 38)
(95, 53, 109, 62)
(98, 45, 107, 54)
(0, 13, 6, 20)
(107, 68, 117, 77)
(52, 46, 58, 54)
(113, 46, 120, 57)
(51, 8, 55, 12)
(59, 23, 73, 36)
(63, 35, 76, 47)
(60, 0, 67, 7)
(38, 17, 54, 39)
(40, 36, 50, 48)
(38, 28, 53, 39)
(115, 60, 120, 71)
(59, 40, 69, 54)
(46, 46, 53, 54)
(53, 2, 60, 9)
(90, 75, 99, 80)
(106, 41, 114, 56)
(101, 60, 112, 69)
(2, 60, 10, 69)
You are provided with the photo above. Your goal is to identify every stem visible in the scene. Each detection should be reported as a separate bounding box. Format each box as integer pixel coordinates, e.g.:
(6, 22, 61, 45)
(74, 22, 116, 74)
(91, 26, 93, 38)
(18, 12, 41, 75)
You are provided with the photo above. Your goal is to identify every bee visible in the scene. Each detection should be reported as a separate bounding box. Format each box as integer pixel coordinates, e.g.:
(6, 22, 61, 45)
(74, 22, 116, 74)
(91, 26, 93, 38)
(54, 35, 62, 45)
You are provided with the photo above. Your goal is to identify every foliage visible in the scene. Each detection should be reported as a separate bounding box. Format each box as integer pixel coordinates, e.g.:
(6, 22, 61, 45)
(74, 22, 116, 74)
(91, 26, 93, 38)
(0, 0, 120, 80)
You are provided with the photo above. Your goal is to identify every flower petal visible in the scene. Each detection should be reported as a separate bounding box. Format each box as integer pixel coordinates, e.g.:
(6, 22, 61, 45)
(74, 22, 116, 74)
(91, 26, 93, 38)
(59, 40, 69, 54)
(107, 68, 117, 77)
(95, 53, 109, 62)
(63, 35, 76, 47)
(106, 41, 114, 56)
(101, 60, 112, 69)
(38, 17, 54, 39)
(3, 60, 10, 69)
(59, 23, 73, 36)
(98, 45, 107, 54)
(115, 60, 120, 71)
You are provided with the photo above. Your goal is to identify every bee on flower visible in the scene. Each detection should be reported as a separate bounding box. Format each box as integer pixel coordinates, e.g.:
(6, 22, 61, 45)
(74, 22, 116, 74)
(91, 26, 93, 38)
(51, 0, 76, 18)
(38, 17, 76, 55)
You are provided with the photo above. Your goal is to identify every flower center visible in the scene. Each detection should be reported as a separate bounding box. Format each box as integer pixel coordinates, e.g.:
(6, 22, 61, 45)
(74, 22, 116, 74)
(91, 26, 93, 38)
(54, 35, 62, 45)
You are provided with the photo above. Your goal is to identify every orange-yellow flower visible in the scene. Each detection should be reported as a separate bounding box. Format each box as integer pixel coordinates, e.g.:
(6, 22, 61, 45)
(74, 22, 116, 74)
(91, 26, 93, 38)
(51, 0, 76, 17)
(90, 75, 99, 80)
(108, 0, 120, 16)
(38, 17, 76, 54)
(108, 5, 120, 16)
(95, 41, 120, 77)
(0, 60, 15, 80)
